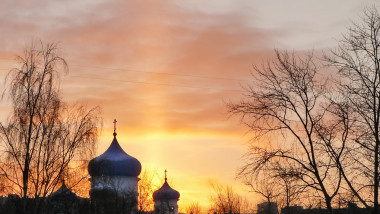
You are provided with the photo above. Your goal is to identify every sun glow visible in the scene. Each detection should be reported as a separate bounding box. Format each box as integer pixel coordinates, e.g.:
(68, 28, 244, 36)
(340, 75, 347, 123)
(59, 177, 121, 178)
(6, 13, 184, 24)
(94, 127, 252, 209)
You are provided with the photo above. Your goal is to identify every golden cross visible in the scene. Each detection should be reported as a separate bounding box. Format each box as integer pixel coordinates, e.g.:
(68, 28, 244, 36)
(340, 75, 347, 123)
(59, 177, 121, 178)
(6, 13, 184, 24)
(165, 169, 167, 182)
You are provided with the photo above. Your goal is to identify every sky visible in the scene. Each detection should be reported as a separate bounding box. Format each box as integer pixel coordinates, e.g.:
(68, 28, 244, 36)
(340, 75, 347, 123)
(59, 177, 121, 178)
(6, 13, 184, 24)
(0, 0, 379, 210)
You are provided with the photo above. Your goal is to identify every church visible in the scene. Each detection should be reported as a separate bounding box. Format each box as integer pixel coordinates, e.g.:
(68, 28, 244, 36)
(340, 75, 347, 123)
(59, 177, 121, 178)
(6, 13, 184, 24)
(0, 121, 180, 214)
(87, 120, 180, 214)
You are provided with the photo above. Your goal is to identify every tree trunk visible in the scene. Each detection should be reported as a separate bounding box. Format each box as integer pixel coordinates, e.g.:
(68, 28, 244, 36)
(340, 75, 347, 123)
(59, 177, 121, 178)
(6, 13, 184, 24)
(374, 136, 379, 214)
(325, 197, 333, 214)
(22, 158, 29, 213)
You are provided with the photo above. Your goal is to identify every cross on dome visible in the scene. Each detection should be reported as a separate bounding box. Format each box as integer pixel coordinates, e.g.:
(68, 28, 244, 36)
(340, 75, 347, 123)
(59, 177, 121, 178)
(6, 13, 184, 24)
(153, 169, 180, 201)
(113, 119, 117, 137)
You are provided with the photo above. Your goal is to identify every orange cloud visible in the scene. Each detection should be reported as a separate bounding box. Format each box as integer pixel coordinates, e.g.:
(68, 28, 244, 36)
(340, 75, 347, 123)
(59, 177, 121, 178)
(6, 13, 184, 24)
(3, 0, 370, 210)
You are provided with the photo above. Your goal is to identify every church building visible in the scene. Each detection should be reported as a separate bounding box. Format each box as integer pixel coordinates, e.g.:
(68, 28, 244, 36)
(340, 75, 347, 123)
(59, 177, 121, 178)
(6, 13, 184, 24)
(153, 171, 180, 214)
(87, 120, 180, 214)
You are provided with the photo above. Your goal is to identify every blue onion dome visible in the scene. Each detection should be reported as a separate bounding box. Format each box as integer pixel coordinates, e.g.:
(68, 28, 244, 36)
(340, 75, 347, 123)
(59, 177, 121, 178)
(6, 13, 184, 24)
(153, 172, 180, 201)
(88, 132, 142, 177)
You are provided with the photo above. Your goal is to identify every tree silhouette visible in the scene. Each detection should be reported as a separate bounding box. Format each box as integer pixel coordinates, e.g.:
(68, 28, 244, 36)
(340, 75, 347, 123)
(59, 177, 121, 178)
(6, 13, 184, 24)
(208, 181, 251, 214)
(228, 50, 341, 214)
(138, 168, 157, 213)
(0, 41, 101, 214)
(186, 202, 202, 214)
(326, 6, 380, 214)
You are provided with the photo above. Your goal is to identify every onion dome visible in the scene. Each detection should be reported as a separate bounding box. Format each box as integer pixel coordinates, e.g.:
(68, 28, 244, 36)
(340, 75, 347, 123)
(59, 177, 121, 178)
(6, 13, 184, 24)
(50, 181, 77, 198)
(153, 170, 180, 201)
(88, 125, 141, 177)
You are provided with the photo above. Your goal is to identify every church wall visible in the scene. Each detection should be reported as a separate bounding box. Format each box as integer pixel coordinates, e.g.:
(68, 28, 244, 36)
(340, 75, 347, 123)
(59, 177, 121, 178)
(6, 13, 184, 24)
(89, 176, 139, 214)
(154, 199, 178, 214)
(90, 176, 139, 194)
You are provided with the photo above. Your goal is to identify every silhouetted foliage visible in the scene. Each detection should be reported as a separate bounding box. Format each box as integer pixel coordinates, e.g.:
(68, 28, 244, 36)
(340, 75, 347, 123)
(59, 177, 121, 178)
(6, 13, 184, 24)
(186, 202, 203, 214)
(0, 41, 101, 214)
(138, 169, 157, 212)
(90, 188, 137, 214)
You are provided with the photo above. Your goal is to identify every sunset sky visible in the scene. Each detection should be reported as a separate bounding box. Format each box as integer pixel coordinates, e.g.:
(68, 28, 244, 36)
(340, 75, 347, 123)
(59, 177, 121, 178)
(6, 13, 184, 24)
(0, 0, 379, 210)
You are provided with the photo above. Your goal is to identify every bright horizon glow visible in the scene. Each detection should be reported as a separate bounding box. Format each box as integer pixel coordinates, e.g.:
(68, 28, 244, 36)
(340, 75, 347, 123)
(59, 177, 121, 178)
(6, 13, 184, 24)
(97, 128, 251, 209)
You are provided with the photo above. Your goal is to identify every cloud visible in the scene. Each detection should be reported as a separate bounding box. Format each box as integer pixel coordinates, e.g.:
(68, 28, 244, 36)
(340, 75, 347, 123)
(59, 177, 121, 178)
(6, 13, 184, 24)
(0, 0, 334, 208)
(18, 0, 277, 137)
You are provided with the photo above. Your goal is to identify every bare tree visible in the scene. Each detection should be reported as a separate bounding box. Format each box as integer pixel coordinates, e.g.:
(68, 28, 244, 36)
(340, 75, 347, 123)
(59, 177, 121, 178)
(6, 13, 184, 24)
(238, 160, 280, 204)
(238, 153, 306, 209)
(186, 202, 202, 214)
(138, 168, 157, 213)
(208, 182, 252, 214)
(272, 162, 307, 208)
(228, 50, 342, 214)
(326, 6, 380, 214)
(0, 41, 101, 213)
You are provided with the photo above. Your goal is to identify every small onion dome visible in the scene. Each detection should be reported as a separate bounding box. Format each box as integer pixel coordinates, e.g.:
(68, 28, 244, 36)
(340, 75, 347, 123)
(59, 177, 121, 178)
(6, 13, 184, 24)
(50, 182, 77, 198)
(88, 135, 142, 177)
(153, 181, 180, 201)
